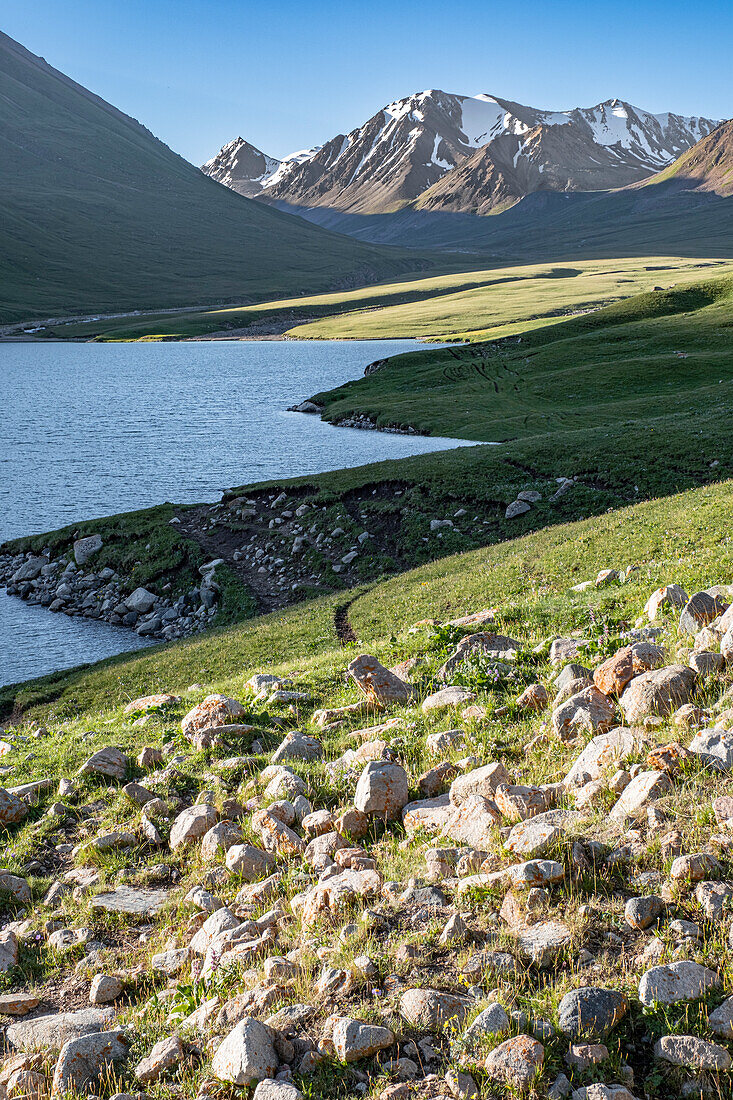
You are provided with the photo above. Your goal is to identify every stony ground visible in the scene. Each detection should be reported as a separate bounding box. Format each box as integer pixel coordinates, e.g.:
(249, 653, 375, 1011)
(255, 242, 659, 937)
(3, 559, 733, 1099)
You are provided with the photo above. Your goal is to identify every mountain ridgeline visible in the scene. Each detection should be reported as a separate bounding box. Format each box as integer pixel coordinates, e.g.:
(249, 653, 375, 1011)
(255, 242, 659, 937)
(0, 32, 425, 324)
(203, 89, 718, 214)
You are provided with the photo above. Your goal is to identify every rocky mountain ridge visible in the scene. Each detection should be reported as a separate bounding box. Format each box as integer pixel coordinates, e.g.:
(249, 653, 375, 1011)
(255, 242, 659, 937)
(202, 90, 718, 214)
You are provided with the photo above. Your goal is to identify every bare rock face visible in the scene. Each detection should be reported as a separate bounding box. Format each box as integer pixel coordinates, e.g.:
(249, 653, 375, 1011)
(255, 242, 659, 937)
(593, 643, 665, 696)
(619, 665, 698, 725)
(181, 695, 247, 738)
(211, 1017, 278, 1085)
(347, 655, 415, 705)
(354, 761, 409, 819)
(552, 686, 616, 741)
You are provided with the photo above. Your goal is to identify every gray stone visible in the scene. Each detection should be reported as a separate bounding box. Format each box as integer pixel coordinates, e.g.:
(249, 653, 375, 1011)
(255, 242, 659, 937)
(680, 591, 726, 635)
(78, 746, 128, 782)
(515, 921, 572, 968)
(563, 728, 636, 788)
(52, 1028, 129, 1098)
(7, 1007, 116, 1053)
(688, 727, 733, 771)
(400, 988, 471, 1030)
(125, 587, 157, 615)
(271, 732, 322, 764)
(354, 761, 409, 819)
(552, 686, 616, 741)
(485, 1035, 544, 1089)
(619, 665, 697, 724)
(211, 1017, 279, 1085)
(90, 886, 169, 916)
(0, 788, 29, 825)
(74, 535, 103, 566)
(624, 895, 663, 930)
(331, 1016, 394, 1062)
(89, 974, 123, 1004)
(609, 769, 671, 822)
(253, 1082, 304, 1100)
(169, 804, 217, 850)
(459, 1003, 510, 1052)
(708, 995, 733, 1039)
(654, 1034, 731, 1070)
(557, 988, 629, 1039)
(135, 1034, 185, 1083)
(506, 500, 531, 519)
(638, 960, 719, 1006)
(449, 762, 510, 806)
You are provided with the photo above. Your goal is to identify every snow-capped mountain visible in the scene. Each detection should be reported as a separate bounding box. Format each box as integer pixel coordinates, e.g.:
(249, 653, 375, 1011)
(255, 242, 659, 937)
(203, 91, 718, 214)
(201, 138, 321, 198)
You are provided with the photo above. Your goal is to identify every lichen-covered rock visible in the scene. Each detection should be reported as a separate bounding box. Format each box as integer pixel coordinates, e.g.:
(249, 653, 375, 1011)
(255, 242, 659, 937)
(211, 1017, 278, 1085)
(552, 686, 616, 741)
(619, 665, 697, 724)
(609, 770, 671, 822)
(654, 1034, 731, 1069)
(52, 1028, 129, 1099)
(354, 761, 409, 819)
(485, 1035, 544, 1089)
(557, 988, 629, 1039)
(347, 655, 415, 704)
(169, 804, 218, 850)
(181, 695, 246, 738)
(449, 762, 510, 806)
(399, 988, 471, 1030)
(638, 960, 719, 1006)
(331, 1016, 394, 1062)
(422, 686, 476, 713)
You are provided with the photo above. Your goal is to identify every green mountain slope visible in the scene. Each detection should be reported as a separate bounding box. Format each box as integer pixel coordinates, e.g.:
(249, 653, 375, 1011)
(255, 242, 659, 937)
(0, 32, 425, 324)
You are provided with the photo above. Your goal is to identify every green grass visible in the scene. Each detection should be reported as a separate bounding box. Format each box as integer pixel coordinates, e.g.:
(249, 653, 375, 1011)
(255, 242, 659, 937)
(39, 255, 730, 343)
(0, 31, 430, 325)
(310, 272, 733, 440)
(4, 480, 733, 1098)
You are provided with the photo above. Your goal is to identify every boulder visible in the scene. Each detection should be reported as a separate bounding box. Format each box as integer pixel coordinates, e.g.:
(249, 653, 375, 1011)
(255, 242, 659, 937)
(51, 1028, 129, 1099)
(638, 960, 719, 1006)
(399, 988, 471, 1031)
(441, 794, 502, 849)
(495, 784, 553, 822)
(354, 761, 409, 819)
(709, 996, 733, 1039)
(645, 583, 688, 619)
(123, 693, 179, 715)
(593, 643, 665, 696)
(619, 665, 697, 724)
(135, 1035, 185, 1083)
(680, 591, 727, 635)
(331, 1017, 394, 1062)
(484, 1035, 544, 1089)
(552, 686, 615, 741)
(515, 921, 572, 968)
(271, 733, 322, 764)
(402, 794, 452, 837)
(225, 844, 275, 880)
(438, 632, 520, 679)
(654, 1034, 731, 1070)
(211, 1018, 279, 1085)
(609, 770, 671, 822)
(422, 686, 476, 713)
(563, 728, 636, 788)
(78, 747, 128, 782)
(169, 804, 218, 850)
(557, 988, 629, 1039)
(449, 762, 510, 806)
(125, 587, 157, 615)
(688, 727, 733, 771)
(181, 695, 247, 738)
(624, 896, 663, 930)
(347, 655, 415, 705)
(73, 535, 103, 566)
(7, 1008, 116, 1053)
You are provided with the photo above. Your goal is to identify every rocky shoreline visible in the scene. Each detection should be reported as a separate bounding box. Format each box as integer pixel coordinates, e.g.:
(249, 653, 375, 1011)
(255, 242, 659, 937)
(0, 536, 219, 644)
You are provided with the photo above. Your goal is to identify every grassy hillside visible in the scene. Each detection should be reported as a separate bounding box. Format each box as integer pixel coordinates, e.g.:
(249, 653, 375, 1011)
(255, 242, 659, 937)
(35, 256, 729, 343)
(0, 32, 427, 324)
(2, 483, 733, 1099)
(310, 273, 733, 440)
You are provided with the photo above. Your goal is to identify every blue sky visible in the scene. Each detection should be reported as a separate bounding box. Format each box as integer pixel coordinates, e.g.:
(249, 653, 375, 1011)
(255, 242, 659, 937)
(4, 0, 731, 165)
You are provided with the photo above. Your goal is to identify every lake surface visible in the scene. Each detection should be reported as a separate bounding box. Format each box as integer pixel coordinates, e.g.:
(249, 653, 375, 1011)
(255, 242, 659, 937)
(1, 339, 476, 686)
